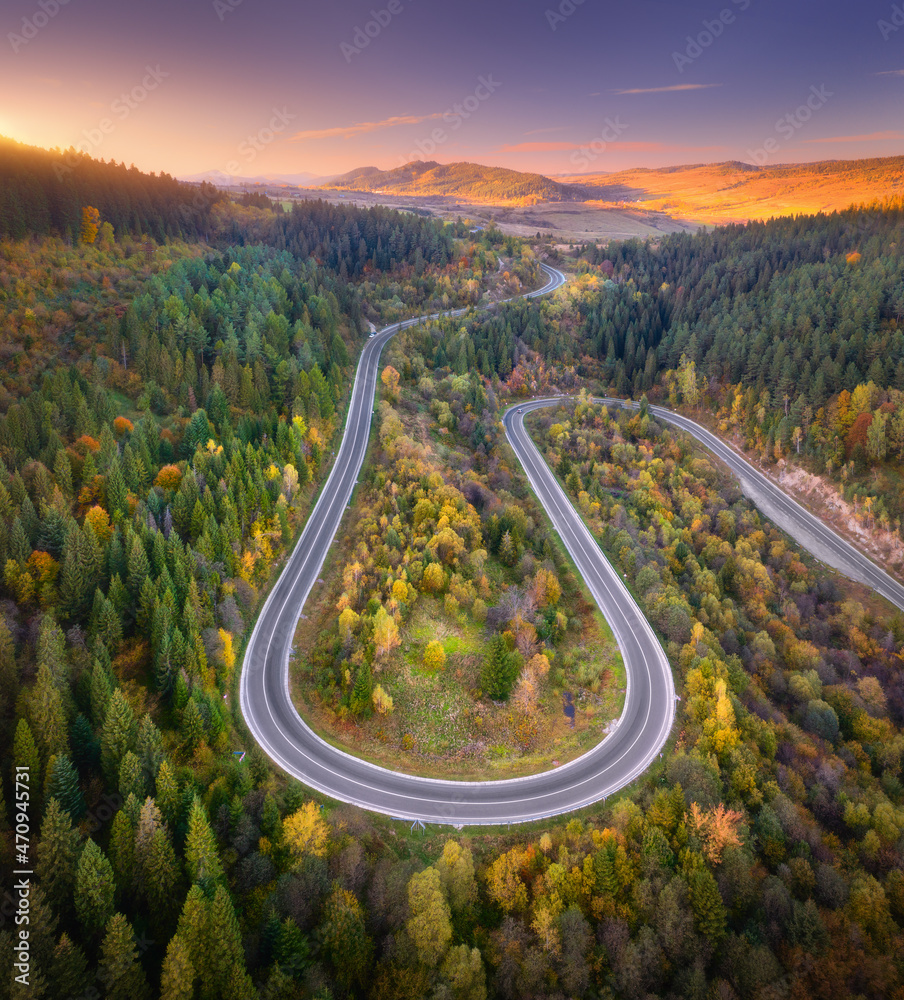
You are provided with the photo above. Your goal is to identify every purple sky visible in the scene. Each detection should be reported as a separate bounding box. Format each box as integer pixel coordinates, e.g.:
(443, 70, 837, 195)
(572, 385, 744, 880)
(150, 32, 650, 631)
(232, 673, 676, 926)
(3, 0, 902, 178)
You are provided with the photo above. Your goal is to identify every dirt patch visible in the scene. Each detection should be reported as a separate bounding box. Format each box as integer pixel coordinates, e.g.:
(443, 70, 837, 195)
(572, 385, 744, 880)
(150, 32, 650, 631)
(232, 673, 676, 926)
(776, 464, 904, 578)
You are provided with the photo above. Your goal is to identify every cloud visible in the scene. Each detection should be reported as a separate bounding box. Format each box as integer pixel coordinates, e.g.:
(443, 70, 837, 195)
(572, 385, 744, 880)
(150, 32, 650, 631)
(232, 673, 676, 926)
(801, 130, 904, 143)
(501, 142, 583, 153)
(612, 83, 723, 95)
(874, 69, 904, 76)
(290, 113, 444, 141)
(499, 140, 726, 153)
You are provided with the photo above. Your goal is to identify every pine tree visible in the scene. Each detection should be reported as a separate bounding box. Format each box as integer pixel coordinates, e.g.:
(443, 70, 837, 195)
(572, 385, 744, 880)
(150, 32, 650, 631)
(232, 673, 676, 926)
(181, 697, 205, 751)
(100, 688, 136, 784)
(89, 660, 112, 727)
(108, 808, 135, 893)
(223, 964, 258, 1000)
(27, 883, 59, 978)
(0, 618, 17, 718)
(118, 750, 145, 802)
(480, 635, 519, 701)
(70, 713, 101, 775)
(135, 796, 162, 878)
(350, 661, 373, 717)
(75, 839, 116, 933)
(204, 887, 245, 998)
(36, 798, 81, 910)
(13, 718, 41, 793)
(176, 885, 209, 980)
(98, 913, 150, 1000)
(49, 934, 88, 999)
(127, 534, 150, 595)
(31, 662, 68, 766)
(58, 525, 97, 622)
(106, 460, 129, 522)
(44, 754, 85, 819)
(145, 827, 180, 924)
(136, 714, 165, 789)
(160, 934, 195, 1000)
(318, 886, 373, 991)
(156, 759, 180, 824)
(184, 796, 223, 884)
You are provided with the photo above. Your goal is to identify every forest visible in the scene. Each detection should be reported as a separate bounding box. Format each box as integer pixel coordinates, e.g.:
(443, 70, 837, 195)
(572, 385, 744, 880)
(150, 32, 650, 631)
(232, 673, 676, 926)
(292, 339, 622, 778)
(2, 138, 904, 999)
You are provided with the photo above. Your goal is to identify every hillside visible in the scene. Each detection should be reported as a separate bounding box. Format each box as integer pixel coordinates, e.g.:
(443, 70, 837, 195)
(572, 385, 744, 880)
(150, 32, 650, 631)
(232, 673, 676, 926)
(320, 160, 576, 204)
(561, 156, 904, 223)
(0, 135, 222, 241)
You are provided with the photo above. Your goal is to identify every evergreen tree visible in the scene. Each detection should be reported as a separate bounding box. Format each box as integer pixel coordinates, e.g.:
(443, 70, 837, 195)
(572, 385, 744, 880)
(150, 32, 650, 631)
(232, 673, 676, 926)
(136, 713, 165, 788)
(118, 750, 145, 802)
(160, 934, 195, 1000)
(176, 885, 209, 982)
(31, 662, 68, 767)
(98, 913, 150, 1000)
(145, 827, 180, 924)
(100, 688, 137, 783)
(181, 697, 205, 751)
(35, 797, 81, 910)
(89, 659, 112, 728)
(185, 796, 223, 884)
(108, 808, 136, 894)
(0, 618, 17, 718)
(75, 839, 116, 933)
(70, 713, 101, 776)
(204, 887, 245, 999)
(48, 934, 88, 999)
(12, 718, 41, 793)
(480, 634, 520, 701)
(44, 754, 85, 819)
(156, 759, 180, 824)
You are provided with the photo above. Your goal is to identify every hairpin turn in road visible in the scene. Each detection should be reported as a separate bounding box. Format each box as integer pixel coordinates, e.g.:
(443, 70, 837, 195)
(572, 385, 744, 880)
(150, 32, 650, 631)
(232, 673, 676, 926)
(239, 265, 679, 824)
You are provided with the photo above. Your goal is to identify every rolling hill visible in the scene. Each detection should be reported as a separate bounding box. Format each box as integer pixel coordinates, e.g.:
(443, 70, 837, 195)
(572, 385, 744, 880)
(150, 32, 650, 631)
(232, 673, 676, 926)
(318, 154, 904, 224)
(560, 156, 904, 223)
(320, 160, 577, 204)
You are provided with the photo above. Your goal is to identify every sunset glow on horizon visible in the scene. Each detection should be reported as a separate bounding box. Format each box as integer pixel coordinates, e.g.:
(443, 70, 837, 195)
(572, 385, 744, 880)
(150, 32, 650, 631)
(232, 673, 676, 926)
(4, 0, 903, 180)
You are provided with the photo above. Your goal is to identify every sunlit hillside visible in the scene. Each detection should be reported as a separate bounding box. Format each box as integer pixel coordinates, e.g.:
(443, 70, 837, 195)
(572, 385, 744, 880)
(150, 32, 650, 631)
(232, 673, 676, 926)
(561, 156, 904, 224)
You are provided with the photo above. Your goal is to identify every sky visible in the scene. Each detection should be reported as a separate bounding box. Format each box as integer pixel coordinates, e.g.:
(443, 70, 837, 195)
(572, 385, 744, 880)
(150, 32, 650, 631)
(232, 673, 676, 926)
(2, 0, 902, 180)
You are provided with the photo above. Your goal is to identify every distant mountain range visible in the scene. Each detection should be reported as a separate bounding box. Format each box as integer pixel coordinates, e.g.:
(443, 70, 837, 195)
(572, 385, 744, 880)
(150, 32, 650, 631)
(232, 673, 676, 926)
(180, 169, 327, 187)
(181, 154, 904, 223)
(316, 155, 904, 221)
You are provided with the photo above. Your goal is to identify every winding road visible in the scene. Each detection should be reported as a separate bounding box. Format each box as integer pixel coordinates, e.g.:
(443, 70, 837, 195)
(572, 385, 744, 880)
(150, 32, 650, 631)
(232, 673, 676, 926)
(598, 399, 904, 614)
(240, 264, 677, 824)
(240, 260, 903, 826)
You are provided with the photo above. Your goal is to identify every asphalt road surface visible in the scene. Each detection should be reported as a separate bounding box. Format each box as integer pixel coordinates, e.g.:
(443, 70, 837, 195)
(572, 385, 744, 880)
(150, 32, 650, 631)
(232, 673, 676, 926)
(240, 266, 679, 824)
(595, 398, 904, 614)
